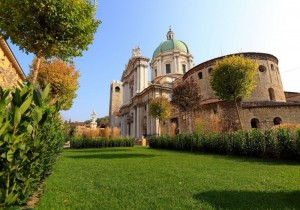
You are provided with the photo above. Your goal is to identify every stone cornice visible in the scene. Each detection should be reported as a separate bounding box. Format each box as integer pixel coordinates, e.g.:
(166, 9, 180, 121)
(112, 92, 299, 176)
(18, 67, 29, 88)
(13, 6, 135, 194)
(0, 38, 26, 80)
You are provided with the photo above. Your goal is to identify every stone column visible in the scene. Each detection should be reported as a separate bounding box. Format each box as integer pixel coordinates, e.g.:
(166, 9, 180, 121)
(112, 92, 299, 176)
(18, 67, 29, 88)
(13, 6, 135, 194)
(176, 56, 179, 73)
(137, 66, 140, 93)
(136, 105, 140, 138)
(141, 65, 145, 90)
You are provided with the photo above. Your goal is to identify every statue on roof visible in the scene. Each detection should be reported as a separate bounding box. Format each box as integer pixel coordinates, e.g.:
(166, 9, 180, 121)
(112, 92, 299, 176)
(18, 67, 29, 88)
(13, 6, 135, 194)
(132, 47, 140, 57)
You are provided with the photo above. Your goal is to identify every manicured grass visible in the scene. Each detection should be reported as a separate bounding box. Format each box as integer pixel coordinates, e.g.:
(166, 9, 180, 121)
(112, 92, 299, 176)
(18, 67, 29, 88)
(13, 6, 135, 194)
(36, 147, 300, 209)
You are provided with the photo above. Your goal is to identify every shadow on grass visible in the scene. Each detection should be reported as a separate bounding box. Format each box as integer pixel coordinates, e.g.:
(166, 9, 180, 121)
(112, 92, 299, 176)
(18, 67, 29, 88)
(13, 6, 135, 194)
(65, 148, 132, 153)
(150, 148, 300, 166)
(65, 153, 155, 159)
(194, 190, 300, 210)
(208, 154, 300, 166)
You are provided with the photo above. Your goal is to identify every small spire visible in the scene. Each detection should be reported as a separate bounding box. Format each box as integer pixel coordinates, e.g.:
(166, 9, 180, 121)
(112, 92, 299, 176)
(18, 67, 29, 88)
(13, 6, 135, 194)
(169, 25, 172, 31)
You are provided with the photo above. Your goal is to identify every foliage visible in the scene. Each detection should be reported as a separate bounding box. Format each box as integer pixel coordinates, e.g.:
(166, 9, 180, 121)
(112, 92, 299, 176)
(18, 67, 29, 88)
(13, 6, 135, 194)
(171, 79, 202, 113)
(84, 120, 92, 124)
(149, 128, 300, 161)
(171, 80, 202, 133)
(0, 0, 100, 81)
(65, 123, 77, 142)
(0, 82, 65, 207)
(103, 127, 111, 139)
(111, 127, 120, 139)
(28, 57, 80, 110)
(70, 137, 134, 149)
(148, 97, 171, 136)
(210, 55, 258, 129)
(96, 116, 109, 128)
(148, 97, 171, 122)
(37, 147, 300, 209)
(210, 55, 258, 101)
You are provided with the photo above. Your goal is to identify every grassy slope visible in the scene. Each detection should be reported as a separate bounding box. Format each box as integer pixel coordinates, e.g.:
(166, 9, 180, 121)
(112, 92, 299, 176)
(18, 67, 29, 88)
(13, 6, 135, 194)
(37, 147, 300, 210)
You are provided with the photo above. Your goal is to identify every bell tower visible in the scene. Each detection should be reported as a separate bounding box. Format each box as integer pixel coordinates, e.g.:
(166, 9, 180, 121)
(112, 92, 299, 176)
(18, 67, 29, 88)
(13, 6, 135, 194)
(109, 80, 123, 128)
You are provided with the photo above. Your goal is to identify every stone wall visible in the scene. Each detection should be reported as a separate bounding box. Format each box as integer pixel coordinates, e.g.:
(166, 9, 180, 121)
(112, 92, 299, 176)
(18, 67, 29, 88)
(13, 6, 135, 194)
(0, 38, 25, 89)
(109, 81, 123, 127)
(182, 52, 286, 103)
(241, 104, 300, 130)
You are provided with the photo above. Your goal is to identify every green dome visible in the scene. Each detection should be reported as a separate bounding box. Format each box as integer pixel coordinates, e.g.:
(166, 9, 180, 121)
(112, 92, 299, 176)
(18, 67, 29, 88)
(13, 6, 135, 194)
(152, 39, 189, 59)
(152, 29, 189, 59)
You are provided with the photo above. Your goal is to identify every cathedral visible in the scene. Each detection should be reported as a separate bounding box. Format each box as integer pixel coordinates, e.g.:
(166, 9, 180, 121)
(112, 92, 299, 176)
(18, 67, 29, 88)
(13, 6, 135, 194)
(109, 29, 300, 139)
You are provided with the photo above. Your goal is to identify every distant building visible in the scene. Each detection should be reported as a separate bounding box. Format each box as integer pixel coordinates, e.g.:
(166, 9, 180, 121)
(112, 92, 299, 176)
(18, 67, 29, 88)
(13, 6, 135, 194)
(0, 38, 26, 89)
(109, 29, 300, 138)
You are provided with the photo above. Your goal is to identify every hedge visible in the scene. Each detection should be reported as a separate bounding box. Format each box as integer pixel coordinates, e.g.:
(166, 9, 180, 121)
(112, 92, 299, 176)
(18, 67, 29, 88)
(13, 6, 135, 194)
(149, 129, 300, 161)
(70, 137, 134, 148)
(0, 83, 65, 207)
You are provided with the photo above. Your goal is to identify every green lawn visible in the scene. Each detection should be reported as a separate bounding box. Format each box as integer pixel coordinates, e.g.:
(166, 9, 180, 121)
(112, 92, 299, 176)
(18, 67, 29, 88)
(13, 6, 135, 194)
(36, 147, 300, 210)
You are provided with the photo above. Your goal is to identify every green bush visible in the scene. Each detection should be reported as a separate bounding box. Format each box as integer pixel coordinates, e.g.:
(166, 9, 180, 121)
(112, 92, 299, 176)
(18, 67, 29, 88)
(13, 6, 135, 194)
(149, 128, 300, 161)
(70, 136, 134, 149)
(0, 83, 65, 207)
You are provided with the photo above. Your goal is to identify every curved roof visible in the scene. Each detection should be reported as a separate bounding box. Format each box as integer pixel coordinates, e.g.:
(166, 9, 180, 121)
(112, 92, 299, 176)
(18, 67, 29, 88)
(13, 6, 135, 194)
(152, 29, 189, 59)
(152, 39, 189, 59)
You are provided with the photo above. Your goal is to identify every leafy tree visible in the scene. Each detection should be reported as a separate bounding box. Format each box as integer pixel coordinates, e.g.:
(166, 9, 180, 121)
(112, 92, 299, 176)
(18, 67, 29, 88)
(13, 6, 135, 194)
(96, 116, 109, 128)
(28, 57, 80, 110)
(84, 120, 92, 124)
(171, 80, 202, 133)
(148, 96, 171, 136)
(210, 55, 258, 129)
(0, 0, 100, 82)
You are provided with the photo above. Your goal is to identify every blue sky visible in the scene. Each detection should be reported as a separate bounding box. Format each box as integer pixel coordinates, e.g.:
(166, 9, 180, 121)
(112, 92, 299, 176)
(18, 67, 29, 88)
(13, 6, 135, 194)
(8, 0, 300, 122)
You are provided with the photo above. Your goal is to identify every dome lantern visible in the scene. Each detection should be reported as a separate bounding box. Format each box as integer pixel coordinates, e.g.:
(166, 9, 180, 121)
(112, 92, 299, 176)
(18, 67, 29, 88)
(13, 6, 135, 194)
(166, 26, 174, 40)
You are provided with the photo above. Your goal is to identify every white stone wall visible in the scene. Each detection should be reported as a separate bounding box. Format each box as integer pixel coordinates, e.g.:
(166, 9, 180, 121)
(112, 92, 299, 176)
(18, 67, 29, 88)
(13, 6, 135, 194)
(150, 51, 193, 81)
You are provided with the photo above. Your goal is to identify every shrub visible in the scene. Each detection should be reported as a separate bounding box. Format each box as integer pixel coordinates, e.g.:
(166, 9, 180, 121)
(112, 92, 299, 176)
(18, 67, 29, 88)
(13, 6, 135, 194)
(70, 137, 134, 149)
(149, 128, 300, 161)
(103, 127, 111, 139)
(111, 127, 120, 139)
(0, 83, 65, 207)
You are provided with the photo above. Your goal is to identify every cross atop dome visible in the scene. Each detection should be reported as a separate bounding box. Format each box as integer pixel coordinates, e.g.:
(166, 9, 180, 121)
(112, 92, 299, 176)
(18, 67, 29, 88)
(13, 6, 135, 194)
(166, 26, 174, 40)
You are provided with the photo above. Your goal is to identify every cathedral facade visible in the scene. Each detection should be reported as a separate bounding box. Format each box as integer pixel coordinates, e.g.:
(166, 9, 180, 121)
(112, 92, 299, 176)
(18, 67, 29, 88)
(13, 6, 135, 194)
(109, 29, 300, 138)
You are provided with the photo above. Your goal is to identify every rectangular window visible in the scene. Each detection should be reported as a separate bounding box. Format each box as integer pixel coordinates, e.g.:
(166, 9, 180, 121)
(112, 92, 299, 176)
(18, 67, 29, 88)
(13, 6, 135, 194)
(198, 72, 203, 79)
(182, 64, 186, 73)
(166, 64, 171, 74)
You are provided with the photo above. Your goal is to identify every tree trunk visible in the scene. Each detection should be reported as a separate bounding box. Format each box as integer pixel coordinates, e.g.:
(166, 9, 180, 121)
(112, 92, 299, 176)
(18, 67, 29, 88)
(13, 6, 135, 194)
(234, 98, 243, 130)
(32, 52, 42, 83)
(158, 119, 160, 136)
(184, 112, 188, 133)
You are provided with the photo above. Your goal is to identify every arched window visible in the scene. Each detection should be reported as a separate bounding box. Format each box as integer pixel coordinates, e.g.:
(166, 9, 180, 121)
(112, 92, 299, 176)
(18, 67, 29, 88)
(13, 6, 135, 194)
(268, 88, 275, 101)
(208, 68, 213, 74)
(154, 69, 157, 77)
(198, 72, 203, 79)
(270, 64, 274, 70)
(115, 86, 120, 93)
(251, 118, 259, 129)
(273, 117, 282, 126)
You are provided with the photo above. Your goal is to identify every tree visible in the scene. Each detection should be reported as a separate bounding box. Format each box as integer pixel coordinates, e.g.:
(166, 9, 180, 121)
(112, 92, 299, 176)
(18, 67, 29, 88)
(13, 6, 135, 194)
(148, 96, 171, 136)
(28, 57, 80, 110)
(171, 80, 202, 133)
(84, 120, 92, 124)
(210, 54, 258, 129)
(96, 116, 109, 128)
(0, 0, 100, 82)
